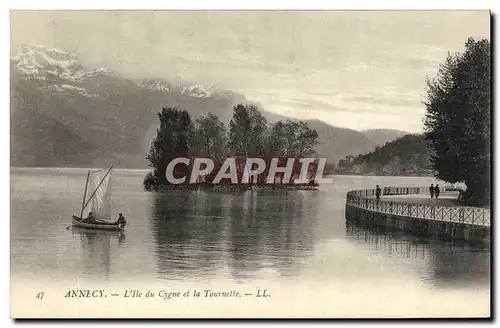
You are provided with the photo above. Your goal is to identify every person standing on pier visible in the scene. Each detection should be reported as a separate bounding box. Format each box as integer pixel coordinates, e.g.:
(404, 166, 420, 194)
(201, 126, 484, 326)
(434, 185, 440, 199)
(375, 185, 381, 203)
(429, 184, 435, 199)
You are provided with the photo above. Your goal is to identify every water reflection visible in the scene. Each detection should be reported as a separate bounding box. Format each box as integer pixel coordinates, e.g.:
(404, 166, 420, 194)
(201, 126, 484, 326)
(426, 243, 490, 288)
(71, 228, 126, 281)
(345, 220, 490, 288)
(149, 190, 320, 281)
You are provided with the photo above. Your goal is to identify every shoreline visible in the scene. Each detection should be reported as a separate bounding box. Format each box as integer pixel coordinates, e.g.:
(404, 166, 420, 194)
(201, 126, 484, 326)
(10, 166, 436, 178)
(10, 166, 438, 179)
(329, 171, 435, 177)
(144, 183, 320, 192)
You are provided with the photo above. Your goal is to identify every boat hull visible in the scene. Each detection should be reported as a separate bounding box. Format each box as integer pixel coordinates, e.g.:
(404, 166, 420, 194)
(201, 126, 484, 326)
(72, 215, 124, 231)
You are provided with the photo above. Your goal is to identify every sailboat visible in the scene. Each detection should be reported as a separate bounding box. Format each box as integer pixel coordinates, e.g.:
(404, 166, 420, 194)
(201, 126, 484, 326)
(71, 166, 126, 231)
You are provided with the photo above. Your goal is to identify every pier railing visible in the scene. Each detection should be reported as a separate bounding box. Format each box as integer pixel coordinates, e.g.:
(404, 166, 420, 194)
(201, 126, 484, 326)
(346, 187, 490, 227)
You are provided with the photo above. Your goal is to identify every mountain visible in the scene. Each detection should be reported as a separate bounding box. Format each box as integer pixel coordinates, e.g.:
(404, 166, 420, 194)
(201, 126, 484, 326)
(10, 44, 407, 168)
(334, 134, 434, 176)
(305, 120, 380, 162)
(10, 44, 254, 168)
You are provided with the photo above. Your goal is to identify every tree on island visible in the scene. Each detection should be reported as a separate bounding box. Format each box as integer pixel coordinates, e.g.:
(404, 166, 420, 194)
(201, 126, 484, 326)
(145, 106, 193, 184)
(226, 104, 269, 184)
(228, 104, 269, 157)
(265, 120, 320, 183)
(266, 120, 319, 158)
(424, 38, 490, 206)
(190, 113, 227, 160)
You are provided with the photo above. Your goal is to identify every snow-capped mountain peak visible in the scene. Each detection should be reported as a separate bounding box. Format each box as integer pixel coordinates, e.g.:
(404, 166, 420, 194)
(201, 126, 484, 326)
(11, 44, 113, 83)
(137, 78, 220, 98)
(12, 44, 233, 101)
(180, 84, 219, 98)
(11, 44, 116, 98)
(139, 79, 171, 92)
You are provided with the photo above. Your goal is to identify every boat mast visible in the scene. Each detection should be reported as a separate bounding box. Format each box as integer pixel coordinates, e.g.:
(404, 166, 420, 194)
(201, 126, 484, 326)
(80, 170, 91, 219)
(81, 165, 113, 212)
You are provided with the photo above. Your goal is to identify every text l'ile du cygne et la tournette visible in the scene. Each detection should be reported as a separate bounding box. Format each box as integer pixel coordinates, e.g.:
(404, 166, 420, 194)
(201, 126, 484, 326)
(58, 288, 271, 300)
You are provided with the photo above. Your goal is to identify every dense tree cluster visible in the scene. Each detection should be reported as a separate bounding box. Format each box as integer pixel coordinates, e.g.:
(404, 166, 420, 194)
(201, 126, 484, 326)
(333, 134, 432, 176)
(144, 104, 320, 189)
(423, 38, 491, 206)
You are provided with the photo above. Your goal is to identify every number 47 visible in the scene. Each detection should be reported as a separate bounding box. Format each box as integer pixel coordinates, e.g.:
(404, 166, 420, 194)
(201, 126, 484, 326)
(36, 292, 44, 300)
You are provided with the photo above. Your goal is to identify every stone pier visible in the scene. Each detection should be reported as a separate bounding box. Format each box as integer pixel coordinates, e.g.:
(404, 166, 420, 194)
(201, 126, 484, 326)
(345, 187, 490, 244)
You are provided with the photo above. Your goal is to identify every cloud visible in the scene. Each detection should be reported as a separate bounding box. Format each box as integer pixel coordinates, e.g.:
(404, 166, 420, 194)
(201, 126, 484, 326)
(346, 94, 423, 108)
(268, 92, 423, 114)
(254, 91, 427, 133)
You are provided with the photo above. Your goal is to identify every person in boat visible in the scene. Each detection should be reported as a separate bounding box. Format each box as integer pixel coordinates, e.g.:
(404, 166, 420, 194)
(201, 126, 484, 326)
(116, 213, 126, 226)
(84, 212, 96, 223)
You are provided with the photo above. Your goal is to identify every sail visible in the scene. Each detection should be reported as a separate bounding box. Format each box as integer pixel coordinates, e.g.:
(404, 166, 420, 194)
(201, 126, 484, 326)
(83, 167, 113, 221)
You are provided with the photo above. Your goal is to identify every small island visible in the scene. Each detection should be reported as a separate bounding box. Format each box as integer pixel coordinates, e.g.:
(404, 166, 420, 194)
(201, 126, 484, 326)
(143, 104, 323, 191)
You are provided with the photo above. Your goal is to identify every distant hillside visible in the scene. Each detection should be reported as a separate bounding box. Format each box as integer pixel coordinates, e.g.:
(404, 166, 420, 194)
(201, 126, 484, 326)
(10, 44, 407, 168)
(362, 129, 409, 146)
(306, 120, 380, 163)
(334, 134, 434, 176)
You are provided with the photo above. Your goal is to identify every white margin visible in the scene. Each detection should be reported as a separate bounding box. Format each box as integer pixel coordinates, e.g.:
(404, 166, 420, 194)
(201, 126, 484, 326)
(2, 2, 497, 327)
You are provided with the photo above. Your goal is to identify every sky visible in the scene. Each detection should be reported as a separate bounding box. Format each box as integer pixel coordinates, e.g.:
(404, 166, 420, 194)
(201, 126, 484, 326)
(10, 10, 490, 132)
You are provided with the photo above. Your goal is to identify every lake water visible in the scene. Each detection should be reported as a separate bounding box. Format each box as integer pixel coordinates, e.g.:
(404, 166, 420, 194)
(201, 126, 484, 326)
(10, 168, 491, 318)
